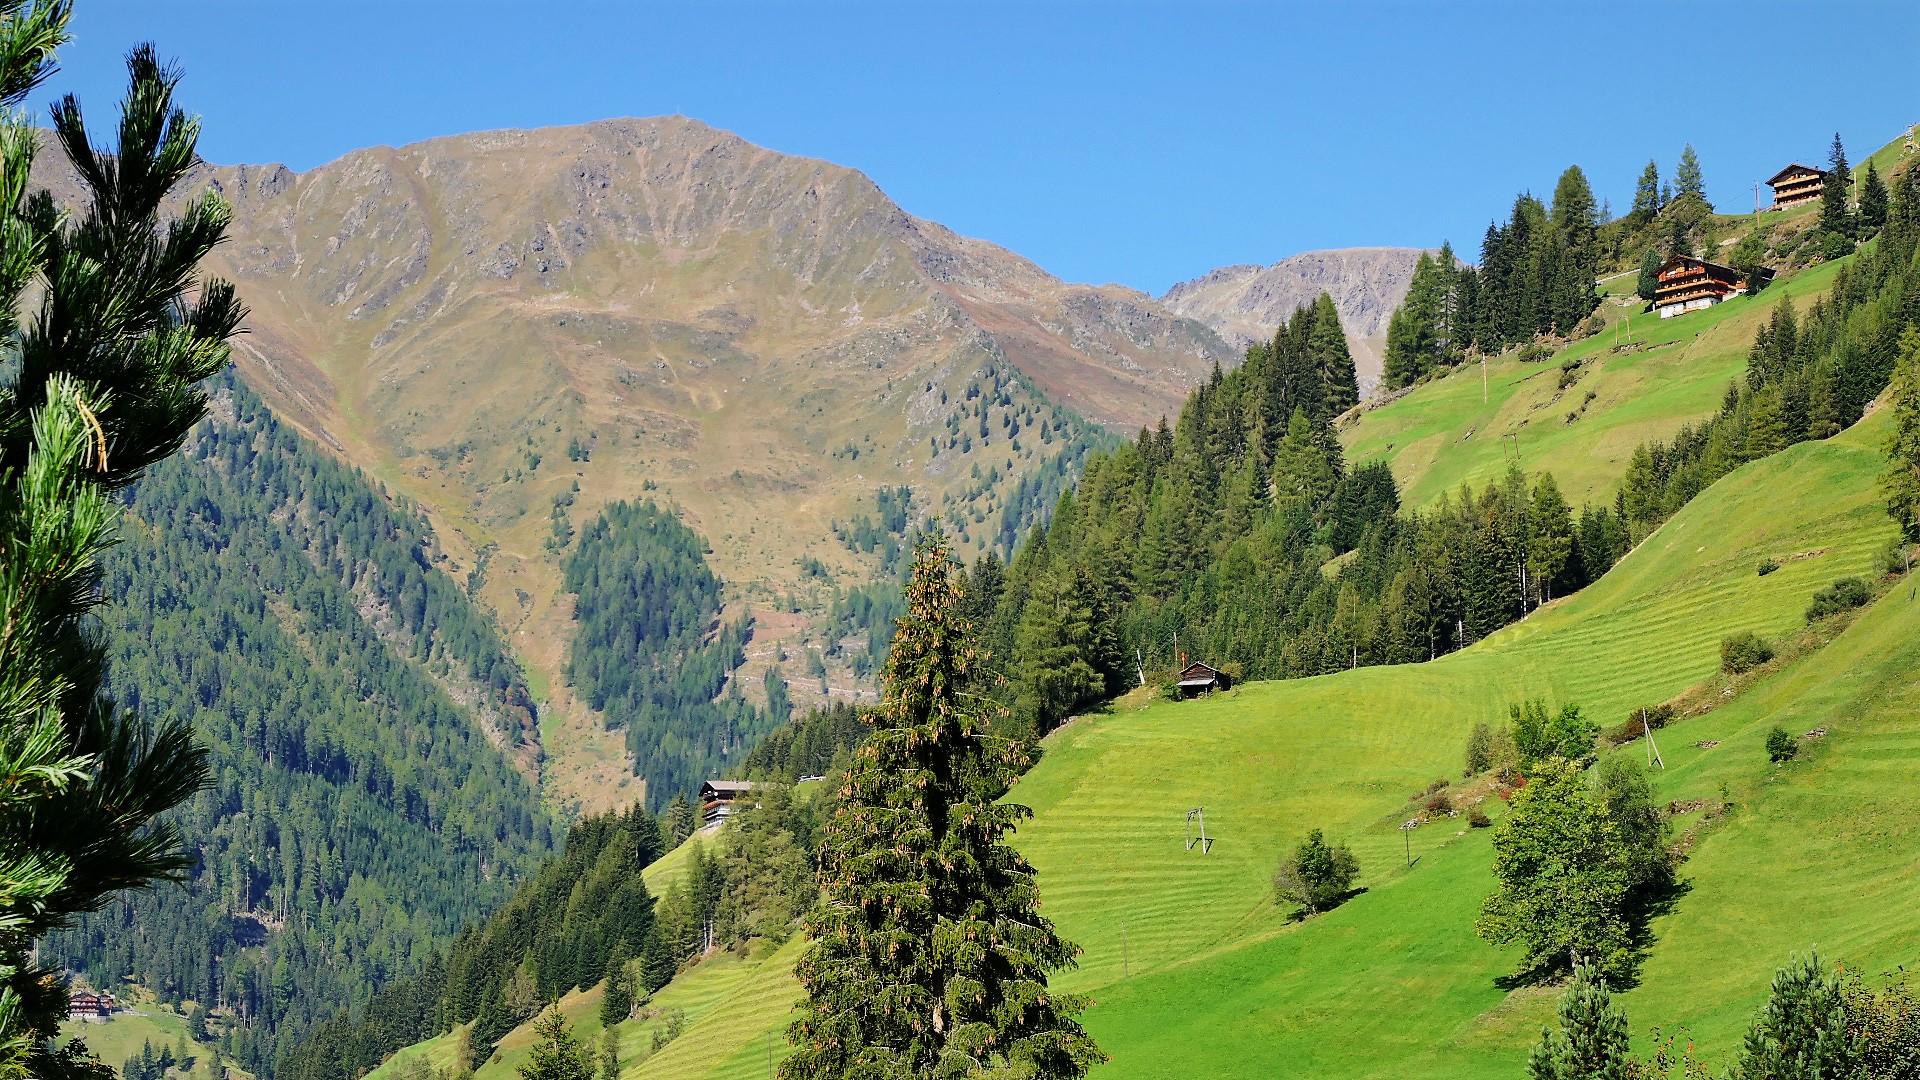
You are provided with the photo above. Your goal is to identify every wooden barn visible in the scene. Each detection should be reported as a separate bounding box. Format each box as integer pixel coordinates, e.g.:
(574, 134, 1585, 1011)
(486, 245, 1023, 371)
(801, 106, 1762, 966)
(1766, 163, 1827, 210)
(1653, 255, 1771, 319)
(699, 780, 756, 827)
(1175, 661, 1231, 698)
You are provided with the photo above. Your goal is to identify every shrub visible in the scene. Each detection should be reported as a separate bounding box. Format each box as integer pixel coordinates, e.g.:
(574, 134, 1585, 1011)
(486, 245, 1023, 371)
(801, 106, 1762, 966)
(1722, 631, 1776, 674)
(1159, 680, 1183, 701)
(1806, 576, 1871, 621)
(1608, 703, 1677, 744)
(1841, 967, 1920, 1077)
(1424, 791, 1454, 816)
(1510, 699, 1598, 764)
(1757, 557, 1780, 576)
(1766, 726, 1799, 763)
(1273, 829, 1359, 916)
(1467, 805, 1491, 828)
(1517, 341, 1555, 363)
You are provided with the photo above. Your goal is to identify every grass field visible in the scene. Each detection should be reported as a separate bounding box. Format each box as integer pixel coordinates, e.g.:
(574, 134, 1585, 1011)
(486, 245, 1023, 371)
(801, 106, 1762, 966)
(436, 392, 1913, 1080)
(1341, 257, 1846, 510)
(58, 1005, 232, 1080)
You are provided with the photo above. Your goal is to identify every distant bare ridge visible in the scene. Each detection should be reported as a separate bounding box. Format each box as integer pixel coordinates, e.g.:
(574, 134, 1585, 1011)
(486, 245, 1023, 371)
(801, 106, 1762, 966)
(1162, 247, 1431, 397)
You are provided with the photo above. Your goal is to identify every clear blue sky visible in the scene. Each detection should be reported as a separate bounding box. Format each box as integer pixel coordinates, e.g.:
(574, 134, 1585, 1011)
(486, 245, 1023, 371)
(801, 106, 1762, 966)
(31, 1, 1920, 294)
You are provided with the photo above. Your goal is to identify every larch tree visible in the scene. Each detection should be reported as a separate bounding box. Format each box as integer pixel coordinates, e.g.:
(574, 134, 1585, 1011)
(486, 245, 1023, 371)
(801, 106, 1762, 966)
(0, 14, 241, 1077)
(784, 535, 1102, 1080)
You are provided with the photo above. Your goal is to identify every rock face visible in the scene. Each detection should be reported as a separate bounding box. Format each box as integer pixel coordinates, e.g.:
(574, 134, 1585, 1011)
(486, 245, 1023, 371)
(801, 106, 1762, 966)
(1161, 247, 1430, 397)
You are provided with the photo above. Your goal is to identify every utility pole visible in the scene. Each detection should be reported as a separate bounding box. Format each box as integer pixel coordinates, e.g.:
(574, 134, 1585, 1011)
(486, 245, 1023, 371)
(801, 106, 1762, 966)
(1643, 708, 1665, 769)
(1401, 820, 1414, 866)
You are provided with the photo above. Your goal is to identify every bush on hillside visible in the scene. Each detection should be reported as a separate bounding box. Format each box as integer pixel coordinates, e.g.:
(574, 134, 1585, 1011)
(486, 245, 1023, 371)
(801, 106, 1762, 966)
(1757, 557, 1780, 576)
(1510, 699, 1598, 765)
(1721, 631, 1777, 674)
(1467, 805, 1492, 828)
(1806, 576, 1871, 621)
(1765, 726, 1799, 764)
(1517, 341, 1555, 363)
(1273, 829, 1359, 917)
(1841, 966, 1920, 1077)
(1608, 703, 1677, 744)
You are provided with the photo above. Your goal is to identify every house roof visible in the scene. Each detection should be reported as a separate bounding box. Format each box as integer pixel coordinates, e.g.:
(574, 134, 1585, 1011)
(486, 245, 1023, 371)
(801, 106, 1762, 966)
(1766, 162, 1826, 186)
(1656, 254, 1741, 278)
(701, 780, 756, 796)
(1179, 661, 1222, 678)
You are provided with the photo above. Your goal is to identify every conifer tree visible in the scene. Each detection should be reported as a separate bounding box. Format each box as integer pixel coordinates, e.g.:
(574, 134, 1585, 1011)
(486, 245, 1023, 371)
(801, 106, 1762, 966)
(785, 535, 1101, 1080)
(0, 22, 241, 1074)
(1637, 248, 1662, 302)
(1732, 952, 1860, 1080)
(1674, 143, 1707, 207)
(1528, 964, 1633, 1080)
(1309, 292, 1359, 415)
(1880, 329, 1920, 541)
(519, 1008, 592, 1080)
(1527, 474, 1574, 603)
(1629, 160, 1662, 225)
(1821, 133, 1854, 241)
(1858, 159, 1889, 237)
(1013, 565, 1114, 735)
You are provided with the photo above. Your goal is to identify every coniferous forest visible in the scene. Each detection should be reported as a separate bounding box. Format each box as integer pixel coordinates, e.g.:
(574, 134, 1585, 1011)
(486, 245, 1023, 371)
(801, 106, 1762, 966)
(563, 500, 769, 806)
(969, 295, 1628, 735)
(49, 378, 555, 1073)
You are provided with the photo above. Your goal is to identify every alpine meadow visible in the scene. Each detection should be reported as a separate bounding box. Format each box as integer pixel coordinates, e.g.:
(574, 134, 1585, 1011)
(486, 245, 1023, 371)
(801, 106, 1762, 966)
(8, 4, 1920, 1080)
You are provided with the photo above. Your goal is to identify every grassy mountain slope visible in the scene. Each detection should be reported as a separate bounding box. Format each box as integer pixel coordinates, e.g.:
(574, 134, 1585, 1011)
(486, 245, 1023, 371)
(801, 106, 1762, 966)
(140, 116, 1238, 806)
(421, 359, 1914, 1079)
(1341, 257, 1848, 510)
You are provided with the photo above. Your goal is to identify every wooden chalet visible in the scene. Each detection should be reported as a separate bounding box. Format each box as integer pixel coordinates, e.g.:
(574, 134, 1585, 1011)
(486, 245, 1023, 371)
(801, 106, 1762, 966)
(67, 990, 115, 1020)
(1652, 255, 1770, 319)
(699, 780, 756, 827)
(1175, 661, 1231, 699)
(1766, 163, 1827, 210)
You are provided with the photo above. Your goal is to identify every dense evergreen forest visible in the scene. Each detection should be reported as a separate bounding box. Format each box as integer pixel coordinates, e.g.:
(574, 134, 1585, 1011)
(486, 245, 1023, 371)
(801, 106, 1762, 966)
(968, 295, 1628, 735)
(1385, 165, 1606, 387)
(279, 705, 866, 1080)
(563, 500, 772, 807)
(50, 377, 555, 1074)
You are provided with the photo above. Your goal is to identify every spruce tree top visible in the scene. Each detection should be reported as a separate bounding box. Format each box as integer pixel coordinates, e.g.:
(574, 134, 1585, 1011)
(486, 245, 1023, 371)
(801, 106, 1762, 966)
(784, 534, 1102, 1080)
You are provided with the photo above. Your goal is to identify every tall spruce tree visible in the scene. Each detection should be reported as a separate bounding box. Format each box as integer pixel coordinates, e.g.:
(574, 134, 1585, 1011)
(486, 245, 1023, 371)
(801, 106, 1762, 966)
(1821, 133, 1854, 240)
(1309, 292, 1359, 415)
(0, 21, 241, 1077)
(1630, 160, 1662, 226)
(1674, 143, 1707, 206)
(784, 535, 1102, 1080)
(1637, 248, 1662, 302)
(1859, 159, 1889, 237)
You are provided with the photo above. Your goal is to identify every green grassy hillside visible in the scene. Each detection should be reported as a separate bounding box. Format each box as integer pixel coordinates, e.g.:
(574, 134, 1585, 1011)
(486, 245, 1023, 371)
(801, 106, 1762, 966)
(423, 383, 1917, 1079)
(1341, 257, 1846, 510)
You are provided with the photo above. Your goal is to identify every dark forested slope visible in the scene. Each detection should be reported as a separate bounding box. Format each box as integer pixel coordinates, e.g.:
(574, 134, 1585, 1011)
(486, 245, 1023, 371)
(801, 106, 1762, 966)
(51, 378, 555, 1073)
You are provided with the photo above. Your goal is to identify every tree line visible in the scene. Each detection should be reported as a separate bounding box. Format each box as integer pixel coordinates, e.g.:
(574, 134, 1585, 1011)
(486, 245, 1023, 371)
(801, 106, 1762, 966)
(1385, 164, 1606, 387)
(949, 296, 1624, 736)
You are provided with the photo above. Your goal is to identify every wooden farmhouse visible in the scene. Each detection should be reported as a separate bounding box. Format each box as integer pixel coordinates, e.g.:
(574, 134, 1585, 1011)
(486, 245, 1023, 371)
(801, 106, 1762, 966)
(699, 779, 756, 827)
(1175, 661, 1232, 698)
(1766, 163, 1827, 210)
(67, 990, 115, 1020)
(1653, 255, 1771, 319)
